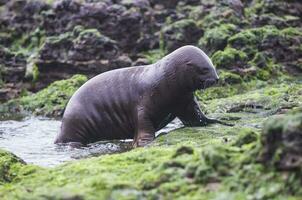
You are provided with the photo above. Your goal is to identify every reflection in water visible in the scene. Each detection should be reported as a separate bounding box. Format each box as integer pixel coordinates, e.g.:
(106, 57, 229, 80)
(0, 116, 182, 167)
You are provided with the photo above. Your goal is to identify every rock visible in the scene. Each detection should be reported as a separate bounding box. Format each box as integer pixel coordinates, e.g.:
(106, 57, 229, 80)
(260, 112, 302, 171)
(0, 46, 26, 84)
(162, 19, 203, 52)
(198, 23, 237, 55)
(211, 47, 247, 70)
(35, 26, 120, 88)
(3, 74, 88, 117)
(110, 55, 133, 69)
(133, 57, 149, 66)
(249, 0, 302, 28)
(0, 0, 50, 35)
(0, 149, 26, 184)
(172, 146, 194, 158)
(0, 84, 21, 102)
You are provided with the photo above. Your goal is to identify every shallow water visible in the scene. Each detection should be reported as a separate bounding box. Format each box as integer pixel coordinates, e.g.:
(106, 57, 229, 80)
(0, 116, 182, 167)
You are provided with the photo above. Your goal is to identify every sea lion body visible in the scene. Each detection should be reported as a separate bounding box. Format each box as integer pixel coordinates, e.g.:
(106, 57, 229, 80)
(55, 45, 220, 147)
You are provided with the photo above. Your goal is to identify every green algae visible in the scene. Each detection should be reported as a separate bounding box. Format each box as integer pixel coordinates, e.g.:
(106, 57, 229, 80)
(0, 74, 87, 117)
(0, 149, 40, 185)
(202, 81, 302, 114)
(211, 47, 247, 70)
(141, 49, 165, 64)
(0, 1, 302, 199)
(0, 80, 302, 199)
(218, 70, 243, 84)
(198, 24, 237, 55)
(207, 25, 302, 81)
(162, 19, 202, 51)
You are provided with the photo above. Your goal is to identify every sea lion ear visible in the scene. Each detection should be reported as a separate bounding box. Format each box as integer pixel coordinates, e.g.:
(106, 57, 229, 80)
(186, 61, 195, 67)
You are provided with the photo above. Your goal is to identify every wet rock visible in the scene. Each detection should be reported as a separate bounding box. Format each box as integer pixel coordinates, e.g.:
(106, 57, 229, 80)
(218, 71, 243, 85)
(4, 74, 88, 117)
(172, 146, 194, 158)
(249, 0, 302, 28)
(150, 0, 200, 8)
(211, 47, 247, 70)
(0, 46, 26, 84)
(0, 149, 26, 184)
(260, 113, 302, 171)
(35, 26, 120, 88)
(133, 57, 149, 66)
(198, 23, 237, 55)
(121, 0, 150, 10)
(0, 0, 9, 6)
(0, 84, 22, 102)
(162, 19, 203, 52)
(0, 0, 50, 36)
(110, 55, 133, 69)
(228, 26, 302, 74)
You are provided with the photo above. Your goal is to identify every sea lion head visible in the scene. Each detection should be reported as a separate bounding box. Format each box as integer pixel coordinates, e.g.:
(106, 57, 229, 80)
(168, 45, 219, 90)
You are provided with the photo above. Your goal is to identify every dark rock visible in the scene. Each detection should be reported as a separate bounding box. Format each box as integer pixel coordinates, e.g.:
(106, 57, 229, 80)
(133, 58, 149, 66)
(162, 19, 203, 52)
(172, 146, 194, 158)
(110, 55, 133, 69)
(0, 46, 26, 84)
(260, 113, 302, 171)
(249, 0, 302, 28)
(0, 84, 21, 102)
(35, 27, 123, 89)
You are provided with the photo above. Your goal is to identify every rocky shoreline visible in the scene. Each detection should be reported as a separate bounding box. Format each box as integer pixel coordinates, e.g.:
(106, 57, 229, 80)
(0, 0, 302, 199)
(1, 0, 301, 102)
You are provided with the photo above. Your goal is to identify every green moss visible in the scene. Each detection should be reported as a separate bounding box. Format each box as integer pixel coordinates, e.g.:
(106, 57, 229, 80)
(162, 19, 202, 51)
(0, 80, 302, 199)
(163, 19, 196, 40)
(203, 81, 302, 114)
(218, 70, 243, 84)
(198, 24, 237, 55)
(10, 28, 46, 57)
(0, 149, 40, 185)
(142, 48, 166, 64)
(198, 3, 246, 29)
(228, 26, 302, 55)
(211, 47, 247, 70)
(1, 75, 87, 117)
(260, 113, 302, 168)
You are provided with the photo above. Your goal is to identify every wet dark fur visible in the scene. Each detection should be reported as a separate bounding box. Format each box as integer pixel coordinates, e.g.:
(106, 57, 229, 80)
(54, 46, 227, 147)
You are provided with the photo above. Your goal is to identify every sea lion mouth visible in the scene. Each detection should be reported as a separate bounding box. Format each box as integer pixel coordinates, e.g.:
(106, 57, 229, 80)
(201, 78, 218, 89)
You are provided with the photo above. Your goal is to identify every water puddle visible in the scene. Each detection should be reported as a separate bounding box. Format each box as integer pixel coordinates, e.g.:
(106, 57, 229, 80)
(0, 116, 182, 167)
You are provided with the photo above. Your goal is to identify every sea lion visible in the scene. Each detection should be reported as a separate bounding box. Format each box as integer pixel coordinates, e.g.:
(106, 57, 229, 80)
(54, 45, 230, 147)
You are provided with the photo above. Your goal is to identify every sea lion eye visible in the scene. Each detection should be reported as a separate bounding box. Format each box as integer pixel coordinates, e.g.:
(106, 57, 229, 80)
(200, 68, 210, 74)
(187, 63, 209, 74)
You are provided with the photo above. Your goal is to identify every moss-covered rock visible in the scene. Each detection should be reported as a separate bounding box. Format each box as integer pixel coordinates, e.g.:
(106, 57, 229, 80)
(0, 149, 39, 185)
(247, 0, 302, 28)
(0, 79, 302, 199)
(260, 113, 302, 171)
(40, 26, 118, 62)
(218, 70, 243, 85)
(0, 74, 87, 117)
(198, 24, 237, 55)
(211, 47, 247, 70)
(209, 25, 302, 81)
(162, 19, 203, 52)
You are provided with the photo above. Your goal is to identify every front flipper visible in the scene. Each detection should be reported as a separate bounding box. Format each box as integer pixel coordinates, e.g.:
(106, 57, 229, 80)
(176, 97, 234, 127)
(133, 107, 155, 147)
